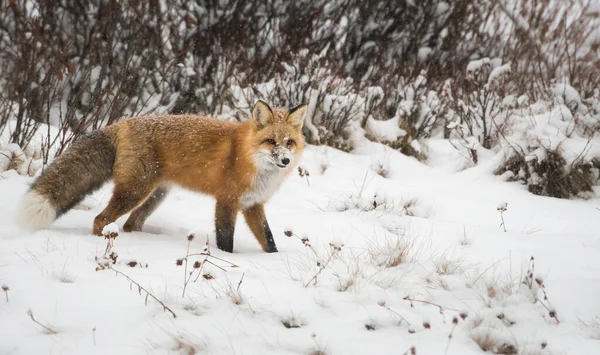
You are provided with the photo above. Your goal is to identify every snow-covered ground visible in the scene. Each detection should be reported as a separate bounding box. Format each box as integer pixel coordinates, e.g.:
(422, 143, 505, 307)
(1, 139, 600, 355)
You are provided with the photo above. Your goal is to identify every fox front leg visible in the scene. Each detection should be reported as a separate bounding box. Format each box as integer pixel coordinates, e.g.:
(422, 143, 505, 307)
(215, 200, 238, 253)
(243, 203, 278, 253)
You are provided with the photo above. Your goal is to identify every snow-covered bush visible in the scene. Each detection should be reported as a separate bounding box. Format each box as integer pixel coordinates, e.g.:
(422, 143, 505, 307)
(492, 84, 600, 199)
(0, 142, 43, 177)
(366, 71, 444, 160)
(444, 58, 513, 162)
(438, 52, 600, 199)
(0, 0, 513, 156)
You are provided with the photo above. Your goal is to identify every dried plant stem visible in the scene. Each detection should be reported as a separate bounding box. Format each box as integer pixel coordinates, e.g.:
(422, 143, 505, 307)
(181, 238, 193, 298)
(380, 303, 411, 327)
(304, 248, 341, 288)
(444, 323, 458, 355)
(537, 297, 560, 324)
(98, 263, 177, 318)
(237, 272, 246, 292)
(187, 252, 240, 267)
(27, 309, 58, 334)
(289, 232, 319, 259)
(403, 297, 460, 313)
(180, 235, 239, 289)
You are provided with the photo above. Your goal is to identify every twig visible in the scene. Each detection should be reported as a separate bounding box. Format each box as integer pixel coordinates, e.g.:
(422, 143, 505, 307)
(186, 252, 240, 268)
(402, 296, 460, 313)
(181, 234, 194, 298)
(497, 203, 508, 232)
(536, 297, 560, 324)
(298, 166, 310, 187)
(237, 272, 246, 292)
(304, 245, 342, 288)
(27, 309, 58, 334)
(285, 231, 319, 259)
(92, 326, 97, 346)
(444, 320, 459, 355)
(378, 301, 412, 327)
(97, 263, 177, 318)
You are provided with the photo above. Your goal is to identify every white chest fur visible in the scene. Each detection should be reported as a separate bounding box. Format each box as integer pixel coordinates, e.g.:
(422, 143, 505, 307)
(240, 164, 287, 209)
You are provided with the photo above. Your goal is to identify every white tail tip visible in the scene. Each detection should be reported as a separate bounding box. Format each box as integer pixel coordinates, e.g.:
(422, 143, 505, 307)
(15, 190, 57, 231)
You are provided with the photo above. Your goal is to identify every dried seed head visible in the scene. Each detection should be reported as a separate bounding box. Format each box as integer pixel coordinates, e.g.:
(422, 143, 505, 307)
(127, 261, 138, 268)
(1, 285, 8, 292)
(377, 300, 386, 307)
(202, 273, 214, 280)
(452, 316, 458, 325)
(408, 326, 415, 334)
(175, 259, 184, 266)
(284, 230, 293, 237)
(535, 278, 543, 286)
(187, 234, 195, 242)
(549, 309, 557, 318)
(193, 261, 202, 269)
(422, 321, 431, 330)
(541, 342, 547, 349)
(460, 312, 468, 320)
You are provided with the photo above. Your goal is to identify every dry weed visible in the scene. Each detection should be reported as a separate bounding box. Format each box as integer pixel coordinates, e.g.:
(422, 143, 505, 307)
(579, 315, 600, 340)
(368, 232, 414, 268)
(433, 253, 466, 276)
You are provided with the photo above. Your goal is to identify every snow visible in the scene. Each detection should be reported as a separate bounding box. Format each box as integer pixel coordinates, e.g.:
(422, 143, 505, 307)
(466, 58, 491, 73)
(589, 1, 600, 15)
(365, 115, 406, 142)
(102, 222, 120, 236)
(552, 83, 581, 110)
(488, 63, 511, 85)
(1, 141, 600, 354)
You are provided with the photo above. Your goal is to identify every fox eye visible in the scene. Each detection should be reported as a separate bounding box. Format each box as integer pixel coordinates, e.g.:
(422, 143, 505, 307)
(286, 139, 295, 146)
(266, 139, 276, 145)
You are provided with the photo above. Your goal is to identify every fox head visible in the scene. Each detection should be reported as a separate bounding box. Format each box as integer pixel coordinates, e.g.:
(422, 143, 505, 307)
(249, 100, 307, 170)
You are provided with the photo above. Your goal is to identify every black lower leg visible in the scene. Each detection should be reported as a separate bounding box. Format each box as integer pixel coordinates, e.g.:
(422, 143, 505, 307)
(215, 201, 237, 253)
(263, 221, 278, 253)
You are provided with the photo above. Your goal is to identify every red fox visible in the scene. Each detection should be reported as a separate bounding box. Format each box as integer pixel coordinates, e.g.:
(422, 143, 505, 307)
(16, 100, 307, 253)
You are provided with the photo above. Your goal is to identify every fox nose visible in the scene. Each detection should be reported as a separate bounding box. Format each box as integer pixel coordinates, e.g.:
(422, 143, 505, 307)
(281, 158, 290, 166)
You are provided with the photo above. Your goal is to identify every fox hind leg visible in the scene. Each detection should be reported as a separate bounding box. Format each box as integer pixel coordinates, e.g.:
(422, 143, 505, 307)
(93, 182, 157, 236)
(123, 185, 170, 232)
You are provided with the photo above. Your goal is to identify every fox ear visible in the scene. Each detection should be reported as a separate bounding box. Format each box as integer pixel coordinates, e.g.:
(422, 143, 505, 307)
(251, 100, 273, 129)
(288, 104, 307, 130)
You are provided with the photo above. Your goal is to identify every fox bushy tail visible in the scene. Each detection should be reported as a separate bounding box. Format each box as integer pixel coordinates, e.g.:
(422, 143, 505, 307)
(16, 130, 116, 231)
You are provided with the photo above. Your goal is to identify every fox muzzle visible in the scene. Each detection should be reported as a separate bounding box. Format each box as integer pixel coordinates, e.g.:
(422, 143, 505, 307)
(272, 146, 292, 168)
